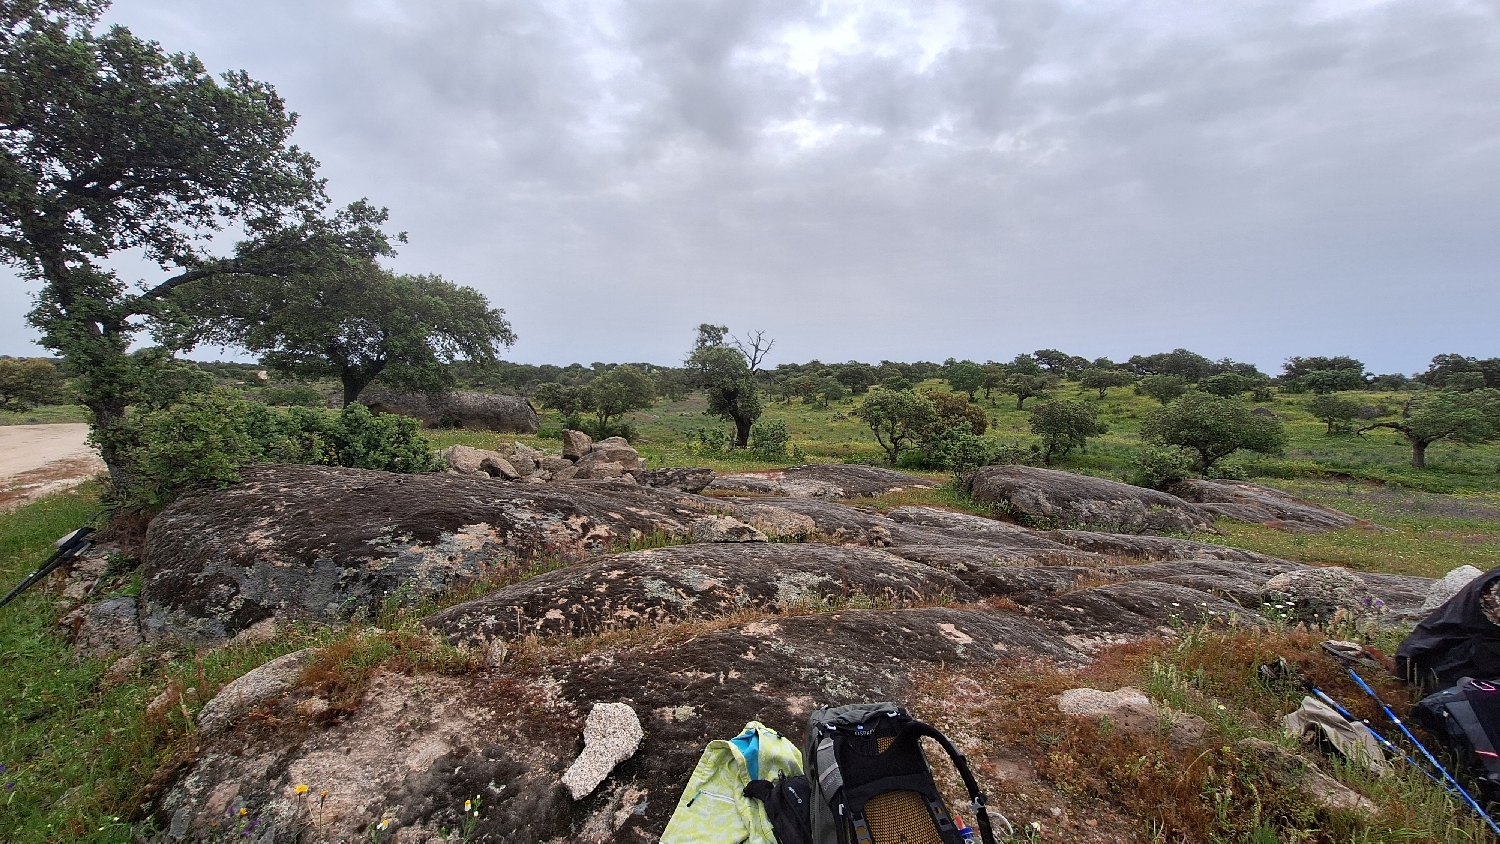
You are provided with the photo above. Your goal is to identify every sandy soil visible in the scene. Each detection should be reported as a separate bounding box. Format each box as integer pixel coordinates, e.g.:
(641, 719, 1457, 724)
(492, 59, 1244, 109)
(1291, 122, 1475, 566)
(0, 423, 105, 512)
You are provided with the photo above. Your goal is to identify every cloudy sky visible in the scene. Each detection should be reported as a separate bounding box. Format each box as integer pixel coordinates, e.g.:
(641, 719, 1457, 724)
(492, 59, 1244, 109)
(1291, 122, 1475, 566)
(4, 0, 1499, 374)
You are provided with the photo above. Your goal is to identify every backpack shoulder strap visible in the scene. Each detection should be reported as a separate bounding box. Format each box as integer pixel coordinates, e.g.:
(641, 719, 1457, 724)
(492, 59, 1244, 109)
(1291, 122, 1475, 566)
(898, 720, 1000, 844)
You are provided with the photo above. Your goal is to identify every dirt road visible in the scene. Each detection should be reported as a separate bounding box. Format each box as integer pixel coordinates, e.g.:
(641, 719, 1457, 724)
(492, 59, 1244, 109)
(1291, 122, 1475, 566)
(0, 423, 104, 512)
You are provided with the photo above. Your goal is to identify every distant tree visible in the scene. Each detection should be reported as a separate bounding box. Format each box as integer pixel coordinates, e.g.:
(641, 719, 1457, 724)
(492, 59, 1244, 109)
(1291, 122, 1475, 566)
(1079, 368, 1135, 398)
(587, 365, 656, 432)
(1281, 356, 1367, 393)
(1369, 373, 1410, 392)
(1029, 401, 1109, 464)
(1136, 374, 1189, 404)
(655, 368, 692, 401)
(945, 359, 986, 401)
(0, 358, 66, 411)
(1141, 393, 1287, 473)
(1032, 349, 1073, 374)
(181, 264, 516, 406)
(981, 362, 1008, 405)
(831, 362, 878, 394)
(1128, 349, 1214, 381)
(856, 388, 937, 464)
(1414, 354, 1500, 390)
(1198, 373, 1264, 398)
(1307, 393, 1365, 435)
(532, 382, 590, 423)
(924, 390, 987, 436)
(685, 324, 767, 449)
(818, 377, 849, 407)
(1001, 373, 1052, 410)
(1209, 358, 1265, 378)
(784, 374, 823, 405)
(1445, 372, 1489, 392)
(1358, 389, 1500, 468)
(1006, 353, 1045, 375)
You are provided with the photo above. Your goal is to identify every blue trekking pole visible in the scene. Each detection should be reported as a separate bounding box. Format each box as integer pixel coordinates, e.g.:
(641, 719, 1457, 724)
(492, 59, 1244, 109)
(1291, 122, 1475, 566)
(1344, 667, 1500, 836)
(1305, 684, 1452, 792)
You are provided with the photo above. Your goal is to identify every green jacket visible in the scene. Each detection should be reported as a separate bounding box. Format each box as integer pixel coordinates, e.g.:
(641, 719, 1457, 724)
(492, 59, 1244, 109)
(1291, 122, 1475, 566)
(660, 721, 804, 844)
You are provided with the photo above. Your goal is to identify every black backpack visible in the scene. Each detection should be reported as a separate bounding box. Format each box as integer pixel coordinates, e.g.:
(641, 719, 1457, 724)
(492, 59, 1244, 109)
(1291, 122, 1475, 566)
(1411, 677, 1500, 802)
(803, 703, 998, 844)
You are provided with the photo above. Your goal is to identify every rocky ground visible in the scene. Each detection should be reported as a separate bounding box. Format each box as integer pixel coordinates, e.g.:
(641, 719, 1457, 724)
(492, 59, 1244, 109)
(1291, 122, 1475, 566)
(43, 452, 1456, 842)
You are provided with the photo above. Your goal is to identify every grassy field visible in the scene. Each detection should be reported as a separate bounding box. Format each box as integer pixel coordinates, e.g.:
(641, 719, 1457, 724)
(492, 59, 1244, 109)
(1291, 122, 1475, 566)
(0, 405, 91, 426)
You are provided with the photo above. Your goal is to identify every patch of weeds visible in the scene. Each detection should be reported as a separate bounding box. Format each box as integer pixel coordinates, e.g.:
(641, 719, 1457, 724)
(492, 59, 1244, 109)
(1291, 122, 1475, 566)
(911, 625, 1492, 843)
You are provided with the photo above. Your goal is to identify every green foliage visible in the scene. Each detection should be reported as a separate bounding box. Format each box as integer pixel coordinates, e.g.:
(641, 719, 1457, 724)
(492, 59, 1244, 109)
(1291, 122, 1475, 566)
(1360, 388, 1500, 468)
(685, 324, 765, 448)
(0, 358, 65, 411)
(258, 383, 328, 407)
(178, 265, 515, 406)
(1141, 392, 1287, 473)
(749, 418, 791, 460)
(856, 388, 937, 465)
(1197, 372, 1263, 398)
(1417, 353, 1500, 390)
(922, 425, 997, 481)
(924, 389, 987, 436)
(1281, 356, 1367, 393)
(1307, 393, 1366, 435)
(0, 2, 387, 482)
(1029, 400, 1109, 464)
(1000, 372, 1052, 410)
(1136, 374, 1189, 403)
(1127, 348, 1214, 381)
(1078, 368, 1135, 398)
(943, 359, 986, 400)
(584, 365, 656, 433)
(1132, 446, 1198, 489)
(117, 389, 438, 508)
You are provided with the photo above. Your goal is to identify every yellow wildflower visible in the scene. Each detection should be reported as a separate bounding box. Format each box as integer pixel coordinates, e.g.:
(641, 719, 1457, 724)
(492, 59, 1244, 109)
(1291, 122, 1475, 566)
(294, 784, 309, 795)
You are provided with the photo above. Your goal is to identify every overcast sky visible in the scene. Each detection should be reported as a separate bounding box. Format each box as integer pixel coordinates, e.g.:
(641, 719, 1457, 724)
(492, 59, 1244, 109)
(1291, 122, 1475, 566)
(4, 0, 1499, 374)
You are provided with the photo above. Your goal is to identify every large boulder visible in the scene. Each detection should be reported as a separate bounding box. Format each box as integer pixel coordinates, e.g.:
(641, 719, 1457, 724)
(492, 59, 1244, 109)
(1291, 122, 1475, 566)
(361, 389, 539, 433)
(707, 464, 935, 499)
(1168, 479, 1359, 533)
(153, 608, 1082, 842)
(139, 465, 721, 643)
(969, 465, 1216, 534)
(423, 544, 975, 647)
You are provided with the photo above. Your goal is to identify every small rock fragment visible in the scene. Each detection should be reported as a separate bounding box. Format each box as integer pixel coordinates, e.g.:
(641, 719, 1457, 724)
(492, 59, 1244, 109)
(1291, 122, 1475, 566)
(562, 702, 643, 800)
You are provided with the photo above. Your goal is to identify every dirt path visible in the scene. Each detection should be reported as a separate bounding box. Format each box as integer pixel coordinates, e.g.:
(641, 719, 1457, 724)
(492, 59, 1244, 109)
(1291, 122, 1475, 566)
(0, 423, 104, 512)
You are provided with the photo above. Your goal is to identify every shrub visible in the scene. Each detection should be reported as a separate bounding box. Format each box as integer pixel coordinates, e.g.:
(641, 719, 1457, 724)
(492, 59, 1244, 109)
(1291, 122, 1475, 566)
(1133, 446, 1197, 489)
(923, 425, 997, 483)
(685, 425, 732, 455)
(749, 418, 791, 460)
(0, 357, 66, 411)
(119, 390, 439, 508)
(258, 383, 327, 407)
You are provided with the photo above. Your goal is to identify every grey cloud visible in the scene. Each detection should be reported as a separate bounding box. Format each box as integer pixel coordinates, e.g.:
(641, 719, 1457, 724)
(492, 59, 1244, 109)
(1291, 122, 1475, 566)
(3, 0, 1498, 373)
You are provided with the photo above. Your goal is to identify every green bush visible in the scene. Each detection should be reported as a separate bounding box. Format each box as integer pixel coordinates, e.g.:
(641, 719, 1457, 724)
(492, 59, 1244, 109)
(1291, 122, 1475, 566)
(258, 383, 327, 407)
(1132, 446, 1197, 489)
(120, 389, 439, 508)
(749, 418, 790, 460)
